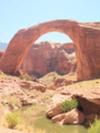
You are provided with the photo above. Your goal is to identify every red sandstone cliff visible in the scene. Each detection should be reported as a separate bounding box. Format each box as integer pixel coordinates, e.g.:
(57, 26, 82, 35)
(0, 51, 4, 58)
(20, 42, 75, 77)
(0, 20, 100, 80)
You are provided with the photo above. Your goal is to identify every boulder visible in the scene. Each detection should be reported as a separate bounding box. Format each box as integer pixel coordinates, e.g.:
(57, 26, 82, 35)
(63, 109, 85, 124)
(52, 113, 65, 124)
(46, 103, 63, 118)
(52, 109, 85, 125)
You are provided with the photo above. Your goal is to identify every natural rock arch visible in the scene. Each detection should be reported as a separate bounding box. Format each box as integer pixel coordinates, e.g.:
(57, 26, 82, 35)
(0, 19, 100, 81)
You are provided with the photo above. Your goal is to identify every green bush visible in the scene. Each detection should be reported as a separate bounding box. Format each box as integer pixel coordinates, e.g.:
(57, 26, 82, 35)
(5, 112, 21, 129)
(61, 99, 79, 112)
(88, 120, 100, 133)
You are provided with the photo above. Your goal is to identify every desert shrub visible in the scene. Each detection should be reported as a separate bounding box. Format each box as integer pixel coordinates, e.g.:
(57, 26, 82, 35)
(39, 72, 60, 85)
(88, 120, 100, 133)
(19, 73, 33, 81)
(61, 98, 79, 112)
(5, 111, 21, 128)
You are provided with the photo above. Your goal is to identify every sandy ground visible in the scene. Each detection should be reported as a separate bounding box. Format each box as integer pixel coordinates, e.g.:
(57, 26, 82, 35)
(0, 127, 28, 133)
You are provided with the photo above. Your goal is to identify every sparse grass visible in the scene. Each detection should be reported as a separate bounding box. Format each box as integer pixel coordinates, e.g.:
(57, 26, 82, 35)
(5, 111, 21, 129)
(88, 120, 100, 133)
(19, 73, 33, 81)
(0, 71, 7, 77)
(64, 78, 100, 90)
(39, 72, 60, 85)
(61, 99, 79, 112)
(5, 104, 45, 132)
(62, 72, 77, 81)
(2, 95, 21, 109)
(32, 128, 46, 133)
(40, 72, 77, 87)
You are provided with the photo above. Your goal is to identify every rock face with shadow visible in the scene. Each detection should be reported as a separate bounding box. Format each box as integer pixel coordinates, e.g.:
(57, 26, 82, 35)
(0, 20, 100, 80)
(20, 42, 75, 77)
(46, 85, 100, 125)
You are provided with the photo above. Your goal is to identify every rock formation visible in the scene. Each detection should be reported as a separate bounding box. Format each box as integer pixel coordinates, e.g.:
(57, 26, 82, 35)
(0, 51, 4, 58)
(52, 109, 85, 125)
(0, 20, 100, 80)
(46, 84, 100, 124)
(20, 42, 75, 77)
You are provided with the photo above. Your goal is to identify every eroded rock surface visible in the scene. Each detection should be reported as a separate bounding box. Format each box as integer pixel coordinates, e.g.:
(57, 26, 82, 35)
(0, 74, 47, 110)
(52, 109, 85, 125)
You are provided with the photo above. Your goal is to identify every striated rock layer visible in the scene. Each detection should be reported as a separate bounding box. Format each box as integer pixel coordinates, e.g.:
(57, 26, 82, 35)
(0, 20, 100, 80)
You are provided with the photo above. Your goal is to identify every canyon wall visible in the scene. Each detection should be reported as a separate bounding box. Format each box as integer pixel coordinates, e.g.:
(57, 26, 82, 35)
(21, 42, 75, 77)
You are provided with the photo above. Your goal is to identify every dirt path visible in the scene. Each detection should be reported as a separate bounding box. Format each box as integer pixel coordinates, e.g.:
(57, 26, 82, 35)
(0, 127, 28, 133)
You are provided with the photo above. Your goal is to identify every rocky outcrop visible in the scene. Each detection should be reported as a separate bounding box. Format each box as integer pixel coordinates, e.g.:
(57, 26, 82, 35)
(20, 42, 75, 77)
(0, 20, 100, 80)
(0, 74, 47, 110)
(46, 103, 63, 118)
(46, 99, 85, 125)
(75, 95, 100, 115)
(20, 80, 46, 92)
(46, 81, 100, 124)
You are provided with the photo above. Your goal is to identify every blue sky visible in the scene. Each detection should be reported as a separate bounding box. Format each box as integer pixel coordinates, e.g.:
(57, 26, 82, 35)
(0, 0, 100, 43)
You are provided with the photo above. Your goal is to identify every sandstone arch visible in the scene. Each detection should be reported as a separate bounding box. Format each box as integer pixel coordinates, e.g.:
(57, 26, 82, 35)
(0, 19, 100, 80)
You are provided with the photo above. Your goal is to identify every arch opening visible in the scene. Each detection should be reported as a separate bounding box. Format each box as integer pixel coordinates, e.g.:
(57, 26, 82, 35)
(21, 31, 76, 78)
(35, 32, 72, 43)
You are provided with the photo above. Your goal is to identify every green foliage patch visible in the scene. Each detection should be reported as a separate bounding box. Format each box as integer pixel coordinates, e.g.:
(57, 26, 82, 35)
(61, 98, 79, 112)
